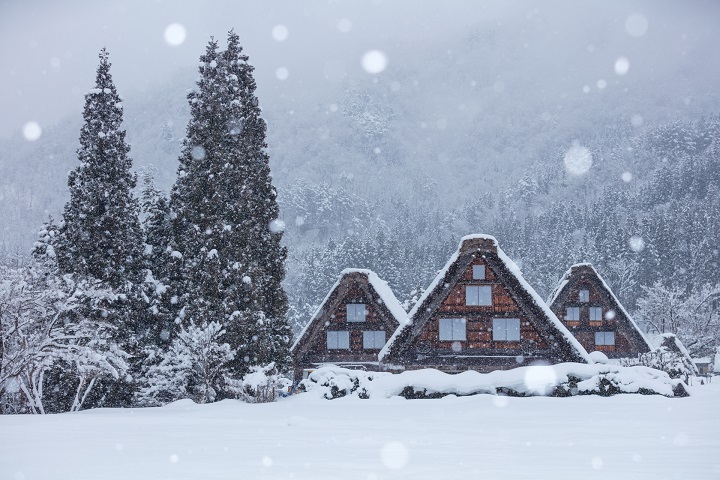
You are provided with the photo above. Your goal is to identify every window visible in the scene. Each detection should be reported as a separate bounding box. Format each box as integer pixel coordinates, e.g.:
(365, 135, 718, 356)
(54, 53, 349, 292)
(493, 318, 521, 341)
(346, 303, 366, 322)
(466, 286, 492, 306)
(439, 318, 466, 341)
(565, 307, 580, 321)
(472, 265, 486, 280)
(326, 331, 350, 350)
(363, 331, 385, 349)
(595, 331, 615, 346)
(589, 307, 603, 326)
(579, 289, 589, 302)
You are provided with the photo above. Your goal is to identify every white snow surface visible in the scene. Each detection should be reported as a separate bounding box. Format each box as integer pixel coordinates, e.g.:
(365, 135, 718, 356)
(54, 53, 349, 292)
(548, 263, 652, 351)
(291, 268, 407, 352)
(1, 381, 718, 479)
(380, 234, 591, 363)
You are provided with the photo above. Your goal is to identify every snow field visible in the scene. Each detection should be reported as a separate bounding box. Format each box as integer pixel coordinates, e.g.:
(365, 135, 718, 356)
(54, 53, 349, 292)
(1, 383, 718, 480)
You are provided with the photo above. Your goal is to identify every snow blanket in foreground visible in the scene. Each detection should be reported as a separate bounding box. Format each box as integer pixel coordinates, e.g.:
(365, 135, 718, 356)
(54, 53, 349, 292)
(1, 384, 717, 480)
(301, 363, 688, 398)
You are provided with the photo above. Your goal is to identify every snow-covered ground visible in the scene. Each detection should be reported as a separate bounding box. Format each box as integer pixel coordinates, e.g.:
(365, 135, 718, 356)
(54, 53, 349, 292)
(2, 383, 719, 480)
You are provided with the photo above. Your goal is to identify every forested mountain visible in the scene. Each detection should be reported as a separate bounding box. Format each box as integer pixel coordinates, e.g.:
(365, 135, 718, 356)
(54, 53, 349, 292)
(1, 18, 718, 346)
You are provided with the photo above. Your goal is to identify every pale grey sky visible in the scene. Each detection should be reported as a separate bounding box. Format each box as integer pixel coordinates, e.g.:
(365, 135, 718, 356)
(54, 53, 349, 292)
(1, 0, 718, 139)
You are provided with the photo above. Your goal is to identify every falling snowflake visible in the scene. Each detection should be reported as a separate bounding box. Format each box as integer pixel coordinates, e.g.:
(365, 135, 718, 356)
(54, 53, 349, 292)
(164, 24, 187, 46)
(269, 219, 286, 233)
(275, 67, 289, 80)
(523, 364, 557, 395)
(629, 236, 645, 252)
(563, 143, 593, 176)
(625, 14, 648, 37)
(362, 50, 388, 74)
(191, 145, 206, 160)
(614, 57, 630, 75)
(337, 19, 352, 33)
(23, 121, 42, 141)
(272, 25, 289, 42)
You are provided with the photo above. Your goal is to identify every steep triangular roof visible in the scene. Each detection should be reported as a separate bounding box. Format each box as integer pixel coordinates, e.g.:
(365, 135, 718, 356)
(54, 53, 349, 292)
(291, 268, 407, 355)
(548, 263, 652, 352)
(380, 234, 591, 365)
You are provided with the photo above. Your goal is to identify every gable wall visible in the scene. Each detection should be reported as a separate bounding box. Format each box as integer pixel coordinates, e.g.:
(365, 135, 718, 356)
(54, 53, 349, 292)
(550, 271, 648, 358)
(294, 274, 396, 377)
(415, 258, 549, 351)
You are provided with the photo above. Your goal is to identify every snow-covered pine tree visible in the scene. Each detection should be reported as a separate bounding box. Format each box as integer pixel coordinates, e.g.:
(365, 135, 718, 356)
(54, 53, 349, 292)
(170, 32, 291, 389)
(56, 48, 143, 288)
(54, 49, 143, 407)
(138, 170, 176, 350)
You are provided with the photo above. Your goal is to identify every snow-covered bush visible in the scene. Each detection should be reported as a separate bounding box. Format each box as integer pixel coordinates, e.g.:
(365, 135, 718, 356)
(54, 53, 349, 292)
(622, 333, 698, 380)
(137, 321, 235, 405)
(234, 362, 290, 404)
(300, 364, 689, 400)
(1, 266, 129, 414)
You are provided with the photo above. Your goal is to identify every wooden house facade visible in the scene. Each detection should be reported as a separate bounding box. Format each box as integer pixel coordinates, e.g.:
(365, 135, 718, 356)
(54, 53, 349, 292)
(380, 235, 591, 373)
(548, 263, 652, 359)
(291, 269, 407, 380)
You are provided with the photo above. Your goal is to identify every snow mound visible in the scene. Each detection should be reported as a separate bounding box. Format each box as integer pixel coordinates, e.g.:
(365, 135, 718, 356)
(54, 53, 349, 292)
(589, 351, 609, 364)
(300, 364, 689, 399)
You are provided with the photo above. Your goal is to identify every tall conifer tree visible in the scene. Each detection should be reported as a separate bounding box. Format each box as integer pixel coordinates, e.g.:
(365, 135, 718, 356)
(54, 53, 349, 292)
(54, 49, 144, 407)
(57, 49, 143, 288)
(170, 32, 291, 383)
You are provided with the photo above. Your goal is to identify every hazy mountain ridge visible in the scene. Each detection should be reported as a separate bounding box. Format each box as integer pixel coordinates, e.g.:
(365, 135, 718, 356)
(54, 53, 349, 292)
(2, 12, 718, 333)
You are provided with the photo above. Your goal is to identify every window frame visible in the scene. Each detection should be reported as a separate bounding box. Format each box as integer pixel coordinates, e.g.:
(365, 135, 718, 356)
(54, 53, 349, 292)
(493, 318, 521, 342)
(589, 307, 603, 321)
(595, 331, 616, 346)
(465, 285, 492, 306)
(579, 289, 590, 302)
(326, 331, 350, 350)
(362, 330, 386, 350)
(472, 265, 486, 280)
(346, 303, 366, 323)
(565, 307, 580, 321)
(439, 318, 467, 341)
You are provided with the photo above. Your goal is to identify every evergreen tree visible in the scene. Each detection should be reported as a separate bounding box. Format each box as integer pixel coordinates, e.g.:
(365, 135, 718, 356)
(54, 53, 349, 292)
(170, 32, 291, 386)
(53, 49, 143, 407)
(56, 48, 143, 289)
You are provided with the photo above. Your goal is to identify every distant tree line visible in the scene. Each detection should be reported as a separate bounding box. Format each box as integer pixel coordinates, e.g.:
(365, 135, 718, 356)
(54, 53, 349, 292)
(283, 114, 720, 359)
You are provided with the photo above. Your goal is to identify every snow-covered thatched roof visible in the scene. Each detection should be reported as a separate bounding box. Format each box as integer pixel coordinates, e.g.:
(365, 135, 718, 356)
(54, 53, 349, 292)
(380, 234, 591, 364)
(548, 262, 652, 352)
(291, 268, 407, 352)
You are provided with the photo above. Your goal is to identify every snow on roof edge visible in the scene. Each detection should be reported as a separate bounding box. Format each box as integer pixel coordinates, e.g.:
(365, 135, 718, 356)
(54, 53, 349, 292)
(589, 265, 653, 351)
(549, 263, 652, 352)
(380, 235, 592, 363)
(495, 247, 592, 364)
(379, 246, 462, 361)
(291, 268, 407, 353)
